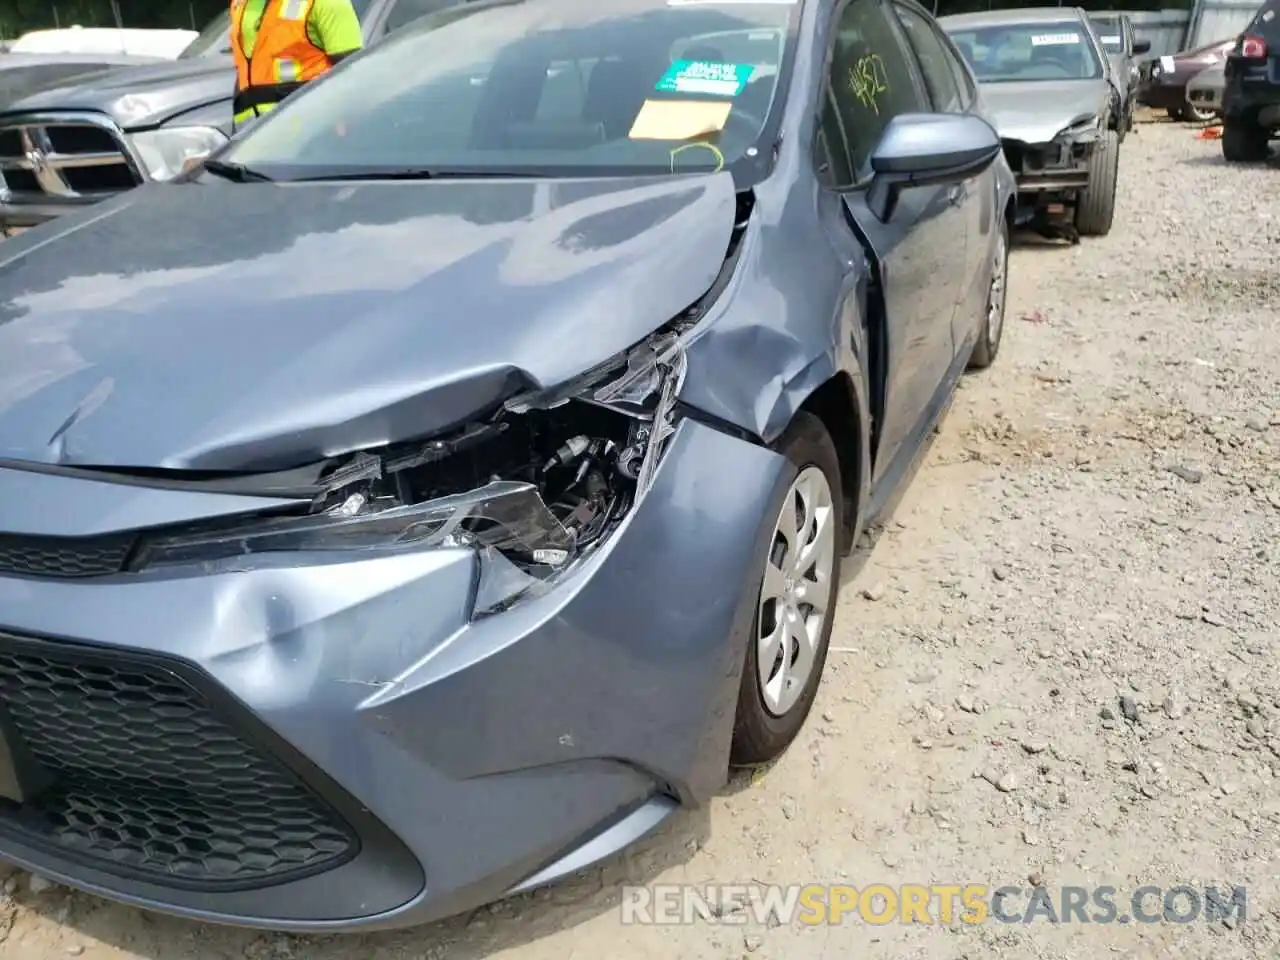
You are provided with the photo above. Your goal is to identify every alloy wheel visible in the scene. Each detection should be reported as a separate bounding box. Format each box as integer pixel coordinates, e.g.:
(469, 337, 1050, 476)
(987, 230, 1008, 348)
(756, 465, 836, 716)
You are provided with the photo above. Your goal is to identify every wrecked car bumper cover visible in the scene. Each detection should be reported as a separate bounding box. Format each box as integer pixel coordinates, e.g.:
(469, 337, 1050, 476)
(0, 418, 788, 931)
(1014, 169, 1091, 192)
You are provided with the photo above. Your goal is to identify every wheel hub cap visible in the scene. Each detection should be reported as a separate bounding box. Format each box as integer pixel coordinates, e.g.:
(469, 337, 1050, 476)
(756, 465, 836, 717)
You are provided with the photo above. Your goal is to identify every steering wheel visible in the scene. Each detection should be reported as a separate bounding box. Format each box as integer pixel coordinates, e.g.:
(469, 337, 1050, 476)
(1023, 60, 1074, 79)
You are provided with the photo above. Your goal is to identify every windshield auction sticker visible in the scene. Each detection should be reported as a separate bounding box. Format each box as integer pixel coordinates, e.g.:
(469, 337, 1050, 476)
(629, 99, 732, 140)
(657, 60, 755, 96)
(1031, 32, 1082, 45)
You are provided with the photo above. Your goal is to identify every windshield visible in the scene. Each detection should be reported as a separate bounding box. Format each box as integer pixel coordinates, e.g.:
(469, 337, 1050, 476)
(220, 0, 798, 180)
(1089, 17, 1123, 52)
(945, 21, 1103, 82)
(178, 0, 375, 58)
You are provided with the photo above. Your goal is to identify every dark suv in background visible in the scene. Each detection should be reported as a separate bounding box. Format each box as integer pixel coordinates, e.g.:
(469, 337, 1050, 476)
(0, 0, 456, 234)
(1222, 0, 1280, 161)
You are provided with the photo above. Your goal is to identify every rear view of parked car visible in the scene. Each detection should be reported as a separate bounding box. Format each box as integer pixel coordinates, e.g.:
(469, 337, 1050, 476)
(1140, 37, 1235, 121)
(941, 7, 1123, 242)
(1221, 0, 1280, 161)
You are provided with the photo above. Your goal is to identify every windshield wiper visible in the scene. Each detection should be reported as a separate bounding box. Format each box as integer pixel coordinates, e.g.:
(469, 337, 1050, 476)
(201, 159, 274, 182)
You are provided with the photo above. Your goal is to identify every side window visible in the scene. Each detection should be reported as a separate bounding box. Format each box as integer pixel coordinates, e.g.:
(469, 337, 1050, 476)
(825, 0, 928, 181)
(892, 3, 962, 112)
(945, 40, 977, 108)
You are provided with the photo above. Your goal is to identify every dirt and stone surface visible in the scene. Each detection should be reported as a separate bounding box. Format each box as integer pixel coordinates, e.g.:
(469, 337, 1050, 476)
(1, 115, 1278, 959)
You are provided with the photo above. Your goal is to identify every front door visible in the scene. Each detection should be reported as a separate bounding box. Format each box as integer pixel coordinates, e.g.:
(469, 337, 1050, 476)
(822, 0, 966, 483)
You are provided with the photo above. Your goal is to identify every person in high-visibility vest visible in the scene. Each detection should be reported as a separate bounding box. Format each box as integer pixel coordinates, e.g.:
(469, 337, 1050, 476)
(230, 0, 363, 130)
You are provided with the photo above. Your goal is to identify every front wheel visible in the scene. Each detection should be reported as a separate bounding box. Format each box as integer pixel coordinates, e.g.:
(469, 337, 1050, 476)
(1075, 130, 1120, 237)
(967, 215, 1009, 371)
(1222, 117, 1270, 163)
(730, 413, 844, 767)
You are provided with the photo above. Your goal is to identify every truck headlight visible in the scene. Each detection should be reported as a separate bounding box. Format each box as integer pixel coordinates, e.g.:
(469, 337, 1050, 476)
(130, 126, 227, 181)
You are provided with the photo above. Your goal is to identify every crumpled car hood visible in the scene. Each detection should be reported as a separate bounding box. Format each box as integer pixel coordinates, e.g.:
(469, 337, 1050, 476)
(0, 173, 736, 472)
(980, 79, 1110, 144)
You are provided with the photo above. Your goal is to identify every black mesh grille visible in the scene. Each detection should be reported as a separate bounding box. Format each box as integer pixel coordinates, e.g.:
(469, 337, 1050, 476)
(0, 635, 356, 888)
(45, 125, 119, 154)
(0, 532, 134, 578)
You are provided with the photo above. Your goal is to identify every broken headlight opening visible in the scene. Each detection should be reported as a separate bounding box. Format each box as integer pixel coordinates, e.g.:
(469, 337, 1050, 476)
(1055, 117, 1102, 145)
(133, 332, 688, 618)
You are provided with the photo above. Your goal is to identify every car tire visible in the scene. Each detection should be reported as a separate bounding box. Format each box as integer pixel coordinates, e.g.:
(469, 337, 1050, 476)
(1075, 129, 1120, 237)
(1171, 102, 1216, 122)
(967, 215, 1008, 371)
(730, 412, 844, 767)
(1222, 118, 1270, 163)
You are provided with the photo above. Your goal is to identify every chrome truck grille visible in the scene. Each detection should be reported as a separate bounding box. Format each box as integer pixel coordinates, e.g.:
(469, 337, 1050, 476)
(0, 113, 143, 202)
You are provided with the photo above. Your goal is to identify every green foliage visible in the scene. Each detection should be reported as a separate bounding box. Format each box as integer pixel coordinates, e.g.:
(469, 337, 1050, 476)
(0, 0, 224, 38)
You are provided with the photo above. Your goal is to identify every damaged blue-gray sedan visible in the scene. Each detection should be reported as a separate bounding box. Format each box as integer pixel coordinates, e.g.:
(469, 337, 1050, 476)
(0, 0, 1012, 933)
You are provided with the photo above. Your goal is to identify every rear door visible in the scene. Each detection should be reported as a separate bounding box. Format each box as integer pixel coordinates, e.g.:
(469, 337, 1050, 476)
(890, 1, 990, 358)
(821, 0, 966, 484)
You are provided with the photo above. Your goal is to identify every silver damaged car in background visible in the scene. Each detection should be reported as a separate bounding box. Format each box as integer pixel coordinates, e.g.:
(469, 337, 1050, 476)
(941, 6, 1123, 242)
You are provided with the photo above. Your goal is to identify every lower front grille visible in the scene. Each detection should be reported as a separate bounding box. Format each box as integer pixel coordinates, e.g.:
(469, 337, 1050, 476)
(0, 531, 135, 578)
(0, 633, 357, 889)
(0, 114, 142, 203)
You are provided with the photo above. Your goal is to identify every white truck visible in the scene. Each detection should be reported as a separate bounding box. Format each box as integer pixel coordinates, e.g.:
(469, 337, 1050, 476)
(7, 26, 198, 59)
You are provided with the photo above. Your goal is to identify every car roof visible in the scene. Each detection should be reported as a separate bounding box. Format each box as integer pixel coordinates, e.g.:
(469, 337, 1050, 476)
(938, 7, 1088, 30)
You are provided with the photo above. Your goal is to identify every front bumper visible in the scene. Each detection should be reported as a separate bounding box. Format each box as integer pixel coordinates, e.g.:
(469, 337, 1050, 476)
(0, 418, 788, 931)
(1187, 81, 1225, 113)
(1003, 138, 1092, 197)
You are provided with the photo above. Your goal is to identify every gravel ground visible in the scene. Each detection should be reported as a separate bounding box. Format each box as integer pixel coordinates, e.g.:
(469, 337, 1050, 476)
(1, 115, 1278, 960)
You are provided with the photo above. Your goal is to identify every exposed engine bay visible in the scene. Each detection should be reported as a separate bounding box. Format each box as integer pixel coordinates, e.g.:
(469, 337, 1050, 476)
(320, 396, 656, 566)
(135, 330, 688, 615)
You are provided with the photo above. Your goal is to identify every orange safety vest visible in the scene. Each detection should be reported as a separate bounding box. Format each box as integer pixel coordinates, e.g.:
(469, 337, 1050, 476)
(230, 0, 332, 120)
